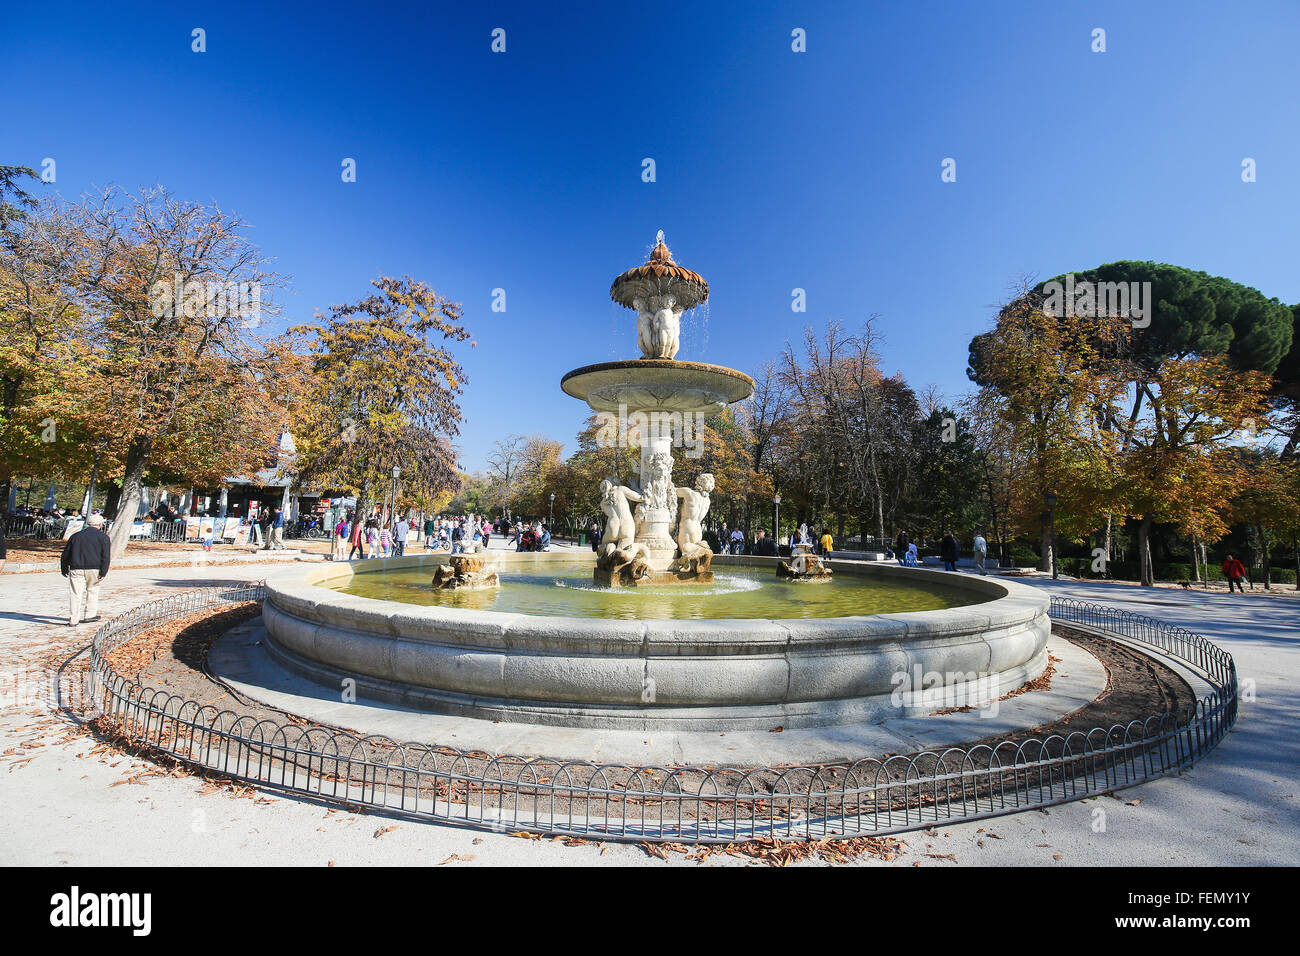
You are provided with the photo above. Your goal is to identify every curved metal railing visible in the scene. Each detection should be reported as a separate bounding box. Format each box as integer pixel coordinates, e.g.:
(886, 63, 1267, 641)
(85, 588, 1237, 842)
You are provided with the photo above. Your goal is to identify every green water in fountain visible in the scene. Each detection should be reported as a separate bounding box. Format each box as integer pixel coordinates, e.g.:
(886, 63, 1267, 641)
(324, 558, 985, 620)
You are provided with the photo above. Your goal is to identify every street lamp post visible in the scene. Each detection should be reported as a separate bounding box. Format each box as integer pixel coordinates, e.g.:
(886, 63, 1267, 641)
(774, 493, 782, 549)
(549, 492, 555, 530)
(390, 466, 401, 524)
(1045, 490, 1058, 580)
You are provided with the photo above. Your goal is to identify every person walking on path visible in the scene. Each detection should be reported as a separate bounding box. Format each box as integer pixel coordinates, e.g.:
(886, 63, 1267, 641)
(895, 529, 909, 566)
(393, 517, 409, 557)
(61, 512, 111, 626)
(348, 518, 365, 560)
(730, 527, 745, 555)
(940, 531, 959, 572)
(1221, 554, 1247, 593)
(819, 529, 834, 557)
(972, 530, 988, 575)
(333, 514, 350, 561)
(257, 508, 273, 550)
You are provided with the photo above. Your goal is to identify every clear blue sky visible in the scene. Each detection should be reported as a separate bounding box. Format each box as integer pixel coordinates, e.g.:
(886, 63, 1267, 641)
(5, 1, 1298, 470)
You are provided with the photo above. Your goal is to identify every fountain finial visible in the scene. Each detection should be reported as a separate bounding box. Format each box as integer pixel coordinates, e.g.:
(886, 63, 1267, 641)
(609, 232, 709, 310)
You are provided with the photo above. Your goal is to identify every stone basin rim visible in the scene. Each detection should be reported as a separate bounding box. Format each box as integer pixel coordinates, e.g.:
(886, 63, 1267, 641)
(560, 358, 756, 397)
(262, 553, 1045, 630)
(258, 555, 1052, 729)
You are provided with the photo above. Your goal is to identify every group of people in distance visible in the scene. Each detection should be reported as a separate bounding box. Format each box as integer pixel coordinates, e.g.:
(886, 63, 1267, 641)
(512, 520, 552, 552)
(890, 529, 989, 574)
(327, 513, 556, 560)
(15, 506, 1265, 634)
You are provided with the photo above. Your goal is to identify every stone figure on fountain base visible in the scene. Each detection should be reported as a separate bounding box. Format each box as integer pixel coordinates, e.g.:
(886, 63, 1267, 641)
(594, 477, 653, 587)
(432, 554, 500, 590)
(632, 294, 682, 361)
(669, 473, 715, 583)
(777, 549, 834, 582)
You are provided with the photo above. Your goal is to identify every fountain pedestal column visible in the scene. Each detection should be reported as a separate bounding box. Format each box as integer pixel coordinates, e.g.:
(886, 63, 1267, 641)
(633, 430, 678, 569)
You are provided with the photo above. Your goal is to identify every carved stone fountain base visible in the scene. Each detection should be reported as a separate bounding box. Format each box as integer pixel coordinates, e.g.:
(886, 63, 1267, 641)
(593, 566, 714, 589)
(431, 555, 500, 590)
(777, 553, 834, 582)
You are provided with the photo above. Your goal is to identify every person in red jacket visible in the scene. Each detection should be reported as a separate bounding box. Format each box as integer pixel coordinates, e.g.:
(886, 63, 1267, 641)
(1221, 554, 1246, 593)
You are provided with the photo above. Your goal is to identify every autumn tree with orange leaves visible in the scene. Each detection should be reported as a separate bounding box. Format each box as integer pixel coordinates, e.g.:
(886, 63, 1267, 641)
(967, 286, 1126, 571)
(288, 276, 472, 524)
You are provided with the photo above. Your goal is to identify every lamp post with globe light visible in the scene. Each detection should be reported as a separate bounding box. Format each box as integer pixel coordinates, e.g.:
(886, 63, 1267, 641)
(390, 466, 401, 526)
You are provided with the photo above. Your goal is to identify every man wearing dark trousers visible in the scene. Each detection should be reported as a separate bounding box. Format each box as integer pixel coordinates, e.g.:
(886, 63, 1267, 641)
(1221, 554, 1247, 593)
(61, 512, 112, 625)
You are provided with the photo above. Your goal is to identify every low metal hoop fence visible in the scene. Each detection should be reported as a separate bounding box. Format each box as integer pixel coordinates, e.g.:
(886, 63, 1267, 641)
(86, 588, 1237, 843)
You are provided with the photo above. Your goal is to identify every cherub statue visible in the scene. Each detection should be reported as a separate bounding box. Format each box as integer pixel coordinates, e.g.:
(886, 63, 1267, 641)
(652, 294, 680, 360)
(634, 294, 682, 360)
(633, 297, 655, 358)
(673, 472, 715, 572)
(596, 477, 651, 578)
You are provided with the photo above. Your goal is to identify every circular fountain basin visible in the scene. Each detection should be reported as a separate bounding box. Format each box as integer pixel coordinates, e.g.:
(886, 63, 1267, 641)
(261, 553, 1050, 731)
(561, 359, 755, 414)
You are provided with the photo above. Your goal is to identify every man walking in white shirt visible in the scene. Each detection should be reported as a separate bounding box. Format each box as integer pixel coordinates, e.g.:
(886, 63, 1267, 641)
(973, 530, 988, 575)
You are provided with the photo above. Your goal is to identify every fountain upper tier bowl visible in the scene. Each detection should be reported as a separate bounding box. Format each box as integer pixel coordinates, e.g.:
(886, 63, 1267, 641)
(561, 359, 755, 415)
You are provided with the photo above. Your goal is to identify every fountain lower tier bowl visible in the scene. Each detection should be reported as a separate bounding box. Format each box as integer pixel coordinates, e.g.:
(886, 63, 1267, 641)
(260, 554, 1051, 731)
(561, 359, 755, 415)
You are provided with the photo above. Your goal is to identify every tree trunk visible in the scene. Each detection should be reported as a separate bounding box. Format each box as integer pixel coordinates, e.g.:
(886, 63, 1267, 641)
(107, 435, 153, 559)
(103, 481, 122, 520)
(1191, 534, 1201, 585)
(1137, 517, 1154, 586)
(1257, 525, 1272, 590)
(355, 481, 373, 529)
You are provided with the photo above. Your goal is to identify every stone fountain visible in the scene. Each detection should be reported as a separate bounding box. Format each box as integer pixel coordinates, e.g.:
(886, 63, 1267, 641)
(257, 233, 1051, 731)
(561, 233, 754, 587)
